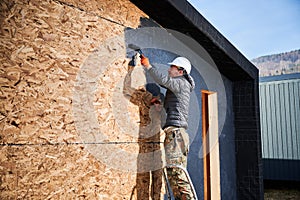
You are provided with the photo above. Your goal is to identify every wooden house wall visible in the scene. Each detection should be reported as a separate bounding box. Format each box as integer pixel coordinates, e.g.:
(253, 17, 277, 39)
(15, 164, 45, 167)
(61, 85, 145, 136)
(0, 0, 168, 199)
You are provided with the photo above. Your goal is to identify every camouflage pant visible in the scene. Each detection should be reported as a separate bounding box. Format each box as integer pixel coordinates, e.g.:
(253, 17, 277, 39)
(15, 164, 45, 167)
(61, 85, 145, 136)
(164, 127, 196, 200)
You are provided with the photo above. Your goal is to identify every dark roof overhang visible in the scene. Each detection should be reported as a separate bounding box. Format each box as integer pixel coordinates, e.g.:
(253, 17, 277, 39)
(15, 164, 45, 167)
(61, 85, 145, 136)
(130, 0, 258, 81)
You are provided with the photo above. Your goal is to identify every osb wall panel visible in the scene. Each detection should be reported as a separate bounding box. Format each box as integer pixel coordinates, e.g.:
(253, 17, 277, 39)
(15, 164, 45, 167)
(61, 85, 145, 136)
(0, 0, 166, 199)
(0, 145, 137, 199)
(58, 0, 144, 28)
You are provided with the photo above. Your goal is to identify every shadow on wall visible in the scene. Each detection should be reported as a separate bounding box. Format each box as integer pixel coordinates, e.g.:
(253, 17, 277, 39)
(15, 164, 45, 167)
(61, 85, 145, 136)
(124, 18, 166, 200)
(123, 66, 165, 199)
(123, 17, 205, 199)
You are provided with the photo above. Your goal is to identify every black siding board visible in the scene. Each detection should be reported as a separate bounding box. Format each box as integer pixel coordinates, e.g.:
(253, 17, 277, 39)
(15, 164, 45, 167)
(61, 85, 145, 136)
(263, 159, 300, 181)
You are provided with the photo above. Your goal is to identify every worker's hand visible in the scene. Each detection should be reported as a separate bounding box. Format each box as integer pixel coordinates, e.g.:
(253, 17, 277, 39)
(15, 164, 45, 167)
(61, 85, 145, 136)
(150, 97, 162, 111)
(141, 55, 150, 68)
(150, 97, 161, 105)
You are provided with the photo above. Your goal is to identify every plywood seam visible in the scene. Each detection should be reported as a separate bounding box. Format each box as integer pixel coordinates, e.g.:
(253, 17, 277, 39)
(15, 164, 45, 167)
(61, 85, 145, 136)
(1, 141, 163, 146)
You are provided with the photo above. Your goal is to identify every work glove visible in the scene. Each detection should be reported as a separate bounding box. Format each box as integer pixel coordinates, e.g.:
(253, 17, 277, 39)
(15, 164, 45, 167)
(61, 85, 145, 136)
(150, 97, 161, 105)
(141, 55, 150, 68)
(150, 97, 162, 111)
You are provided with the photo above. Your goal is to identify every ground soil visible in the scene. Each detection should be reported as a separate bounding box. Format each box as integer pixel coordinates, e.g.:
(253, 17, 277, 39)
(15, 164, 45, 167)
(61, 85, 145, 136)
(264, 180, 300, 200)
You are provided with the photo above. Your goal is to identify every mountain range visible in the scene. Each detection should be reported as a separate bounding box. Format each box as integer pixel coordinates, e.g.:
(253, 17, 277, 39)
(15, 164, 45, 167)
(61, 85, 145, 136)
(251, 49, 300, 77)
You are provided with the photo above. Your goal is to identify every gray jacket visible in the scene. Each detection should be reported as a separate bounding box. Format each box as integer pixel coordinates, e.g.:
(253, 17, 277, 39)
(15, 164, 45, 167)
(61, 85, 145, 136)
(148, 66, 195, 129)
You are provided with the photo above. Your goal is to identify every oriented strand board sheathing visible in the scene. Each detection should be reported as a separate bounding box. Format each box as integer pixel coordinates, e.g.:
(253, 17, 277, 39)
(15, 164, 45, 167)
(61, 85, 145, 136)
(94, 62, 164, 143)
(0, 145, 139, 199)
(0, 0, 125, 144)
(55, 0, 147, 28)
(0, 0, 166, 199)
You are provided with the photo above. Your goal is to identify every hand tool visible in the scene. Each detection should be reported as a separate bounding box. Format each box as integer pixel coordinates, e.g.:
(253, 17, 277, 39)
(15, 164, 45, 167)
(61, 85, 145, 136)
(128, 44, 144, 66)
(128, 44, 143, 56)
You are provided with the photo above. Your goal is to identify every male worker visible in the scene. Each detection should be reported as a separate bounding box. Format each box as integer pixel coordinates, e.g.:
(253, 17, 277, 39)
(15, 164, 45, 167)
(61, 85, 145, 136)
(141, 55, 196, 200)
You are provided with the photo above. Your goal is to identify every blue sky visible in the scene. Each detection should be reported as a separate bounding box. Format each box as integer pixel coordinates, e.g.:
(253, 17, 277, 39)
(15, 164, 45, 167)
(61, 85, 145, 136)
(187, 0, 300, 60)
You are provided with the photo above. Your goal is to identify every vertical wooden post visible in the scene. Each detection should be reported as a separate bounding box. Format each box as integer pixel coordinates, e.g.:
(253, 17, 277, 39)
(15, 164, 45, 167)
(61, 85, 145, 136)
(202, 91, 210, 200)
(202, 90, 221, 200)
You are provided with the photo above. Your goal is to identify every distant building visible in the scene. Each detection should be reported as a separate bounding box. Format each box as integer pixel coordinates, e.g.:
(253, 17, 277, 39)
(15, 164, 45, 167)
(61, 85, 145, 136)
(259, 73, 300, 181)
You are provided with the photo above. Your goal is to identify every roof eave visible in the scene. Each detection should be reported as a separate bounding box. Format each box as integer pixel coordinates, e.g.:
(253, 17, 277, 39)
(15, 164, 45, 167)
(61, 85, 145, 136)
(130, 0, 258, 81)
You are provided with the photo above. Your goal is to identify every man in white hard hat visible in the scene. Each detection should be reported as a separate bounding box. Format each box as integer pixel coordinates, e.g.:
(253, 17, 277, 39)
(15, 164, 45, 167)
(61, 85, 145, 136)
(141, 55, 196, 200)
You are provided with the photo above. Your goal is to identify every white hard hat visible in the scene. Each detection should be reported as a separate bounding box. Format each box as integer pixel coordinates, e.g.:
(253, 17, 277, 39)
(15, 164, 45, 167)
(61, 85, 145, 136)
(168, 57, 192, 74)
